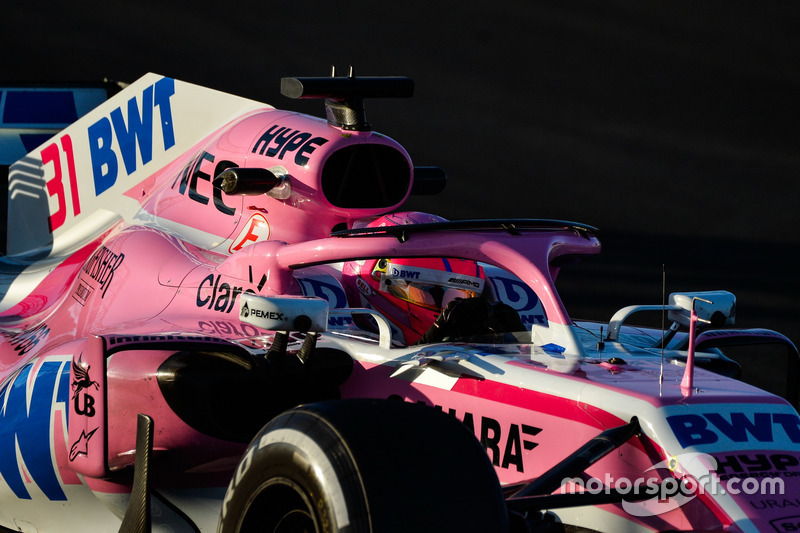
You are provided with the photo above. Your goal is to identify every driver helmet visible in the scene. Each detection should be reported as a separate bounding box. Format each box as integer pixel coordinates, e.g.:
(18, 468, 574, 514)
(342, 212, 485, 344)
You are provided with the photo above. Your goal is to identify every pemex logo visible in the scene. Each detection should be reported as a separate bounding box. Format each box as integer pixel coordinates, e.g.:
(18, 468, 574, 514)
(241, 302, 250, 318)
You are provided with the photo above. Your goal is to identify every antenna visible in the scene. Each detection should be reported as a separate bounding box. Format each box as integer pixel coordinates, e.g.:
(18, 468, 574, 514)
(660, 265, 665, 391)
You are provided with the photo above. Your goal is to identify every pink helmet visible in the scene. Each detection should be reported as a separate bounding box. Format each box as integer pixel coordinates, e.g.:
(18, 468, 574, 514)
(342, 212, 485, 344)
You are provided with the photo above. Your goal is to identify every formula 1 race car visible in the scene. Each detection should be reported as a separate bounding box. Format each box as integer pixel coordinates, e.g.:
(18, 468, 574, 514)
(0, 71, 798, 533)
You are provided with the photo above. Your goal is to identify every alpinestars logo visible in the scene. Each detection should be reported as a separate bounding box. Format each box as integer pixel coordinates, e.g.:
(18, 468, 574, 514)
(69, 428, 98, 461)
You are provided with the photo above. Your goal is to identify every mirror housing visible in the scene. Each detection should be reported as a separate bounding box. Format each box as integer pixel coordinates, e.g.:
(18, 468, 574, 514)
(668, 290, 736, 328)
(239, 294, 329, 332)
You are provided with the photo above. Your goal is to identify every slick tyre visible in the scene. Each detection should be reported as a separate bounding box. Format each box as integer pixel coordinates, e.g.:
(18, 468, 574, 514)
(218, 398, 508, 533)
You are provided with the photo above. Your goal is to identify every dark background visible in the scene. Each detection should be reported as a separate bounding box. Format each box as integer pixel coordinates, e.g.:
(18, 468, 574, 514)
(2, 1, 799, 390)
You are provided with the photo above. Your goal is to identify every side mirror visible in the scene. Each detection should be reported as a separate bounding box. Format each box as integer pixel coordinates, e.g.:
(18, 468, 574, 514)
(239, 294, 329, 332)
(668, 291, 736, 328)
(606, 290, 736, 343)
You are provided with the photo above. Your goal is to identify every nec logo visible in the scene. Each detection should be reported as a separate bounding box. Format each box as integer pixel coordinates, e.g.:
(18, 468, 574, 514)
(172, 150, 237, 216)
(88, 77, 176, 195)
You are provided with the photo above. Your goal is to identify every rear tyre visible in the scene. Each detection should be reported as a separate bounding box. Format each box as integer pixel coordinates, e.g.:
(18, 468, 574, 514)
(219, 398, 508, 533)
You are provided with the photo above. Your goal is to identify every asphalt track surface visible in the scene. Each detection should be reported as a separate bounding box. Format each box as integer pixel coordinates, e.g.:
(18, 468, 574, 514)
(2, 1, 799, 397)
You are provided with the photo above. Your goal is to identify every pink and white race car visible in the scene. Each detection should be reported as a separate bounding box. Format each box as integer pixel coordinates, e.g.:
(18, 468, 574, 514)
(0, 72, 798, 532)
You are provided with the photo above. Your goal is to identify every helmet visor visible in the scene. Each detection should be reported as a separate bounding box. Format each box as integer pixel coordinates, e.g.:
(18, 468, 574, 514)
(375, 260, 484, 311)
(384, 280, 478, 311)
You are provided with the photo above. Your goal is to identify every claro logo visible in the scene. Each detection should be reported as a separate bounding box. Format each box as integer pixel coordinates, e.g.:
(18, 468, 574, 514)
(196, 274, 255, 314)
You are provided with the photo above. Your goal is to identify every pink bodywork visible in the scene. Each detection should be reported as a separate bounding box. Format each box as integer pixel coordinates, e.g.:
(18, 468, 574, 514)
(0, 75, 798, 532)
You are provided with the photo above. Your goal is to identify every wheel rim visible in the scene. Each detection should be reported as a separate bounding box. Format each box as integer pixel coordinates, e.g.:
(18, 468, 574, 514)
(239, 478, 319, 533)
(274, 509, 315, 533)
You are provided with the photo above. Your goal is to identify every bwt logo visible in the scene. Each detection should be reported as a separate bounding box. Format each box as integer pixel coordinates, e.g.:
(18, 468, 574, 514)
(392, 268, 420, 279)
(667, 412, 800, 448)
(88, 77, 176, 195)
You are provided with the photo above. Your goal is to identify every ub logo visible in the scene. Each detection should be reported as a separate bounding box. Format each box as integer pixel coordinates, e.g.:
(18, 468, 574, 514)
(71, 358, 99, 417)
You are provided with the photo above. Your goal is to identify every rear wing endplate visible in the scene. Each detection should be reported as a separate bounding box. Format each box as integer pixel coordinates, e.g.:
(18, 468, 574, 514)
(0, 81, 121, 254)
(3, 73, 268, 258)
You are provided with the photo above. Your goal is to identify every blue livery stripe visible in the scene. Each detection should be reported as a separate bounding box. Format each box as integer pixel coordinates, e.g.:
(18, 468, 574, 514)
(3, 91, 78, 125)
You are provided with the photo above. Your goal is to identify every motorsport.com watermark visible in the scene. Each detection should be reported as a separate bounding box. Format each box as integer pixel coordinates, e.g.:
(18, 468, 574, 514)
(560, 452, 786, 517)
